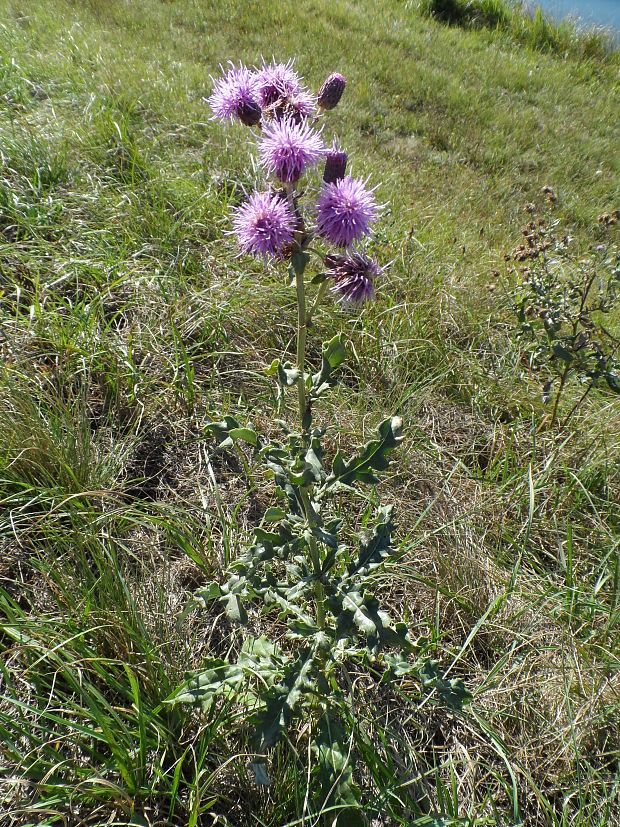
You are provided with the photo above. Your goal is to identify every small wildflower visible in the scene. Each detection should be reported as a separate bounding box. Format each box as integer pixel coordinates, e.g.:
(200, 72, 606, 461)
(316, 175, 378, 247)
(317, 73, 346, 110)
(259, 117, 324, 183)
(323, 142, 348, 184)
(255, 58, 302, 107)
(208, 62, 260, 125)
(325, 250, 380, 304)
(232, 190, 296, 259)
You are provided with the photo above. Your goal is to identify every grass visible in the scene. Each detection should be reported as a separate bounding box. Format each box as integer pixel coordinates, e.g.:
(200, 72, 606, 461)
(0, 0, 619, 824)
(417, 0, 618, 60)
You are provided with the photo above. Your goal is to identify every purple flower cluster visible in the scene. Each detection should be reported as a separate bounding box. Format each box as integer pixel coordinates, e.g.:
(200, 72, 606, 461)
(232, 190, 295, 259)
(208, 63, 261, 126)
(259, 117, 324, 183)
(254, 58, 302, 107)
(211, 57, 383, 299)
(316, 175, 378, 248)
(208, 59, 344, 128)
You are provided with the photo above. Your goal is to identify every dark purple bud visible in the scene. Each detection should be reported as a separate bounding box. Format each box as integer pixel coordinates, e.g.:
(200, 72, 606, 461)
(323, 144, 347, 184)
(237, 98, 262, 127)
(317, 73, 346, 110)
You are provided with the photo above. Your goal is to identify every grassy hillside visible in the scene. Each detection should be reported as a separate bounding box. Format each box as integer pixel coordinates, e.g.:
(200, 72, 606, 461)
(0, 1, 618, 825)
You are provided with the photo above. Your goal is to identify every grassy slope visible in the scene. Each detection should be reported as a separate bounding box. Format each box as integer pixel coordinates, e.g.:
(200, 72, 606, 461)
(0, 0, 618, 825)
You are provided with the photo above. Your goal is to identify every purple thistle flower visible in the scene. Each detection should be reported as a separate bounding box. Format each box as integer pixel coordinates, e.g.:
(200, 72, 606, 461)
(282, 88, 317, 122)
(317, 73, 346, 110)
(255, 58, 302, 108)
(231, 190, 296, 259)
(325, 250, 379, 304)
(263, 87, 317, 124)
(323, 142, 348, 184)
(208, 62, 261, 125)
(316, 175, 378, 247)
(259, 117, 324, 183)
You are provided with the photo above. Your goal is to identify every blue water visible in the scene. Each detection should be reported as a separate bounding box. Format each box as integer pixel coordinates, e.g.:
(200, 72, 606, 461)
(525, 0, 620, 33)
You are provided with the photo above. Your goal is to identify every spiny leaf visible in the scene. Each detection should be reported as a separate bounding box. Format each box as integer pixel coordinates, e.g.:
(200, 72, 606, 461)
(347, 505, 394, 578)
(290, 250, 310, 276)
(223, 592, 248, 625)
(170, 659, 244, 708)
(552, 342, 574, 363)
(606, 370, 620, 393)
(252, 647, 317, 750)
(263, 506, 287, 522)
(310, 334, 347, 400)
(249, 761, 271, 786)
(205, 416, 258, 450)
(313, 715, 365, 826)
(417, 659, 472, 710)
(194, 581, 222, 606)
(324, 417, 403, 491)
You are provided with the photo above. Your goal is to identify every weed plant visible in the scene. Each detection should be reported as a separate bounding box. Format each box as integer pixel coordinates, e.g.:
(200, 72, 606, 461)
(0, 0, 618, 825)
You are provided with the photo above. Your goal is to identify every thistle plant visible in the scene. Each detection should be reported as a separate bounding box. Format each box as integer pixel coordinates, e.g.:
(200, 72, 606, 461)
(172, 58, 469, 819)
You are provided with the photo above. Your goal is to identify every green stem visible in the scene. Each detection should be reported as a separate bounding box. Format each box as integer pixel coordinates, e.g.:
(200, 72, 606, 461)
(550, 364, 570, 430)
(561, 381, 593, 429)
(294, 266, 308, 428)
(300, 487, 326, 629)
(286, 184, 331, 631)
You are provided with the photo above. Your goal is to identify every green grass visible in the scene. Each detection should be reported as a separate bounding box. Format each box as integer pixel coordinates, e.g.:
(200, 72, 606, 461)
(1, 0, 619, 824)
(417, 0, 618, 60)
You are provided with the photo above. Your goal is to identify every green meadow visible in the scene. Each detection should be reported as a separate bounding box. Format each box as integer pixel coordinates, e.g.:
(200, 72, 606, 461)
(0, 0, 618, 824)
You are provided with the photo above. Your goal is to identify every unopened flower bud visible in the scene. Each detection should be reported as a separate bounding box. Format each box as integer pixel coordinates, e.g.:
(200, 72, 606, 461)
(237, 98, 262, 127)
(317, 73, 346, 110)
(323, 144, 348, 184)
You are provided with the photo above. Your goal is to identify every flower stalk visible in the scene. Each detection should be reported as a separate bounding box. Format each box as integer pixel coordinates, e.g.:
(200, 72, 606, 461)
(294, 263, 308, 428)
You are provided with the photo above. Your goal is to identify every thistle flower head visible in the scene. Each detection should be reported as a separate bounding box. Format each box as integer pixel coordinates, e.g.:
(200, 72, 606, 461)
(323, 142, 348, 184)
(281, 88, 317, 122)
(259, 117, 325, 183)
(325, 250, 380, 304)
(316, 175, 378, 247)
(255, 58, 302, 107)
(231, 190, 296, 259)
(208, 62, 261, 125)
(317, 73, 346, 110)
(262, 87, 317, 124)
